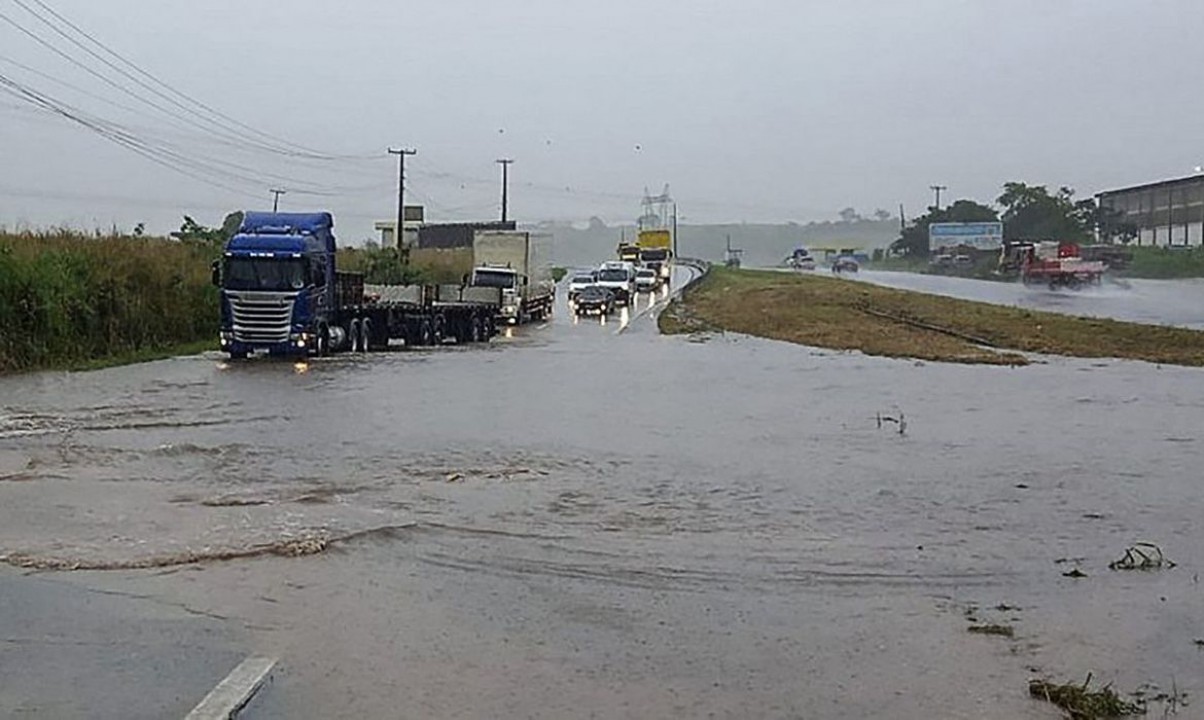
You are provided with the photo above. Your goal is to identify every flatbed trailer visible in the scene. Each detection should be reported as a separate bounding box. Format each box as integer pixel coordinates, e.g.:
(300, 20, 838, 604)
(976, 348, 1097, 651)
(350, 280, 496, 351)
(1020, 259, 1106, 290)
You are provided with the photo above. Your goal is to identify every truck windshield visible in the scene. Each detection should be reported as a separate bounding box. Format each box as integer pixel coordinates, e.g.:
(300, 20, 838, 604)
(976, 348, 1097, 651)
(224, 257, 306, 291)
(472, 269, 517, 288)
(598, 269, 628, 282)
(640, 249, 668, 261)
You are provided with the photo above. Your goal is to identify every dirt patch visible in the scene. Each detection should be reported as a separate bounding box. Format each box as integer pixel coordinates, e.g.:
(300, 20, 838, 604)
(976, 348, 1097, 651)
(660, 267, 1204, 366)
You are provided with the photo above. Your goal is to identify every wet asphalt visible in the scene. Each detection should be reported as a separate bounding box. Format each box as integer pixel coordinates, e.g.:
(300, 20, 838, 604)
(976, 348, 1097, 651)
(2, 265, 1203, 718)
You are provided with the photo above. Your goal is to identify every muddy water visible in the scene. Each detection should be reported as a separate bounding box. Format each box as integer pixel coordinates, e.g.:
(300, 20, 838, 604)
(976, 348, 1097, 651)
(850, 269, 1204, 329)
(2, 269, 1202, 718)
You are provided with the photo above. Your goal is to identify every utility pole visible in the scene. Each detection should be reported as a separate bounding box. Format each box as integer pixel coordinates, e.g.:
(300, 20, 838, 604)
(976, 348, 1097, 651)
(672, 202, 678, 258)
(497, 158, 514, 223)
(929, 185, 947, 210)
(388, 147, 417, 254)
(270, 188, 286, 213)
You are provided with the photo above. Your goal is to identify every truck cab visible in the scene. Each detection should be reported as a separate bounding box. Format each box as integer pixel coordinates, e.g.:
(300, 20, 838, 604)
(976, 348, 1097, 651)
(469, 265, 523, 323)
(215, 212, 338, 359)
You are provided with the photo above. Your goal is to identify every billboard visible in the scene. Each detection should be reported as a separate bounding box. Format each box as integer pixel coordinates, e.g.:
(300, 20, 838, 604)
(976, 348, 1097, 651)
(928, 222, 1004, 252)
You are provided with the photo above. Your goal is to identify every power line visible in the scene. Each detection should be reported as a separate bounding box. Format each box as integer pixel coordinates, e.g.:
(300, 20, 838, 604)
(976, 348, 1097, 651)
(21, 0, 364, 160)
(1, 0, 380, 161)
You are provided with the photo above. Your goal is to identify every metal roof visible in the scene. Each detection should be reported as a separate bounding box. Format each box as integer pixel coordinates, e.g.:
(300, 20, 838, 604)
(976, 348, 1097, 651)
(1096, 173, 1204, 198)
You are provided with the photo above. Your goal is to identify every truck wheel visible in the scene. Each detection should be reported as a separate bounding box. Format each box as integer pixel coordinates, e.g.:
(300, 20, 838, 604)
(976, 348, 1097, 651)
(314, 324, 330, 357)
(433, 317, 445, 345)
(419, 321, 432, 346)
(473, 317, 485, 342)
(348, 320, 361, 352)
(361, 318, 373, 351)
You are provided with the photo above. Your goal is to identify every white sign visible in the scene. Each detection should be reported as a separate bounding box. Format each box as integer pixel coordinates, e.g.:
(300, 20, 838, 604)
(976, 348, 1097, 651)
(929, 222, 1004, 251)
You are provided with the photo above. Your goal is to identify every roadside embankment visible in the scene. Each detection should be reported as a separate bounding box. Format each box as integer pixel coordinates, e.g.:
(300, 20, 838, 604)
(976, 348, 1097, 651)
(0, 231, 219, 373)
(659, 266, 1204, 366)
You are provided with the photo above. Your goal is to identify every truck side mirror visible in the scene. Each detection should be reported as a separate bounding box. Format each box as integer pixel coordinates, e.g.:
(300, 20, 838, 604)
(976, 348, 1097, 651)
(461, 273, 469, 287)
(210, 260, 221, 287)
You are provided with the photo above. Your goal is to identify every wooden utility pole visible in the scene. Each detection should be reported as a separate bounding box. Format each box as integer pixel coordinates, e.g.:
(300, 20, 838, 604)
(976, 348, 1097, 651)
(497, 158, 514, 222)
(388, 148, 417, 255)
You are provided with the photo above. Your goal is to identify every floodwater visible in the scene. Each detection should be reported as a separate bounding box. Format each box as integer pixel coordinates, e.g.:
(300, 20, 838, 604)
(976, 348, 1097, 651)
(2, 266, 1202, 718)
(849, 269, 1204, 329)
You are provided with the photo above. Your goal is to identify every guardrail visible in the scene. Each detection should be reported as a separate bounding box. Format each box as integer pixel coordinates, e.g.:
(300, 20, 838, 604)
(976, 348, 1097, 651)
(673, 257, 711, 299)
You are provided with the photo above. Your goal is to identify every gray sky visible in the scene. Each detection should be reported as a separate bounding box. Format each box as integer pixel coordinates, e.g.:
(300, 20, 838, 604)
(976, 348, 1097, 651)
(1, 0, 1201, 241)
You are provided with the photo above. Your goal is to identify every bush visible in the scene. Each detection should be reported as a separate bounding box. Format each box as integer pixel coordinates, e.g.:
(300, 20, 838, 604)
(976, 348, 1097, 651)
(0, 230, 218, 372)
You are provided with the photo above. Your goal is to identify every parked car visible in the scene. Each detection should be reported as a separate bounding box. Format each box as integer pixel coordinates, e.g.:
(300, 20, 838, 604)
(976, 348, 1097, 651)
(573, 285, 616, 316)
(634, 268, 659, 292)
(567, 272, 596, 302)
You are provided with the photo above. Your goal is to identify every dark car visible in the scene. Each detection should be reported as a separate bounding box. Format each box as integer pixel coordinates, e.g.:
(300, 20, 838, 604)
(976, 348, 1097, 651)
(573, 286, 615, 316)
(831, 256, 860, 274)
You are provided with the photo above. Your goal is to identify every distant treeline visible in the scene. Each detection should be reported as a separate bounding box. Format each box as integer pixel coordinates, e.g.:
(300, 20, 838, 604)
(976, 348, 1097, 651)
(0, 230, 219, 373)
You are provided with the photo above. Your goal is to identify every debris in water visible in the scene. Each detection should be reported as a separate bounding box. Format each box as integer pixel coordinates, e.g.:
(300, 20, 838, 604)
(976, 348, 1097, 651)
(1063, 568, 1088, 579)
(1109, 542, 1175, 571)
(875, 412, 907, 435)
(200, 496, 271, 507)
(446, 473, 464, 483)
(1029, 675, 1142, 719)
(968, 624, 1015, 638)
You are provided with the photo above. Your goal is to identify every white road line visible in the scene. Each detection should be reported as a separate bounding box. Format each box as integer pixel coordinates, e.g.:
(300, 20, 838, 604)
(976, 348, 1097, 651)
(184, 655, 277, 720)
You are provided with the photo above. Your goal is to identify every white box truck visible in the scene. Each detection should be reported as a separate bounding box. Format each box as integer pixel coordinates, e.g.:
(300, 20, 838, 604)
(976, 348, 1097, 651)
(469, 231, 555, 324)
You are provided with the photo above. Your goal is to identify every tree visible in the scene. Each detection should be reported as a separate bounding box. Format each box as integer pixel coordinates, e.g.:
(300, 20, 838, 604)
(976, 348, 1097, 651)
(996, 183, 1091, 242)
(873, 209, 892, 222)
(838, 207, 862, 223)
(172, 212, 243, 246)
(890, 199, 998, 257)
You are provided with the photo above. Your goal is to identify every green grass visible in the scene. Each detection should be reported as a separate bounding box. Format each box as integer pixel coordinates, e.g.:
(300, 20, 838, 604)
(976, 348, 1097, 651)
(551, 267, 568, 282)
(1120, 245, 1204, 279)
(0, 230, 219, 374)
(660, 266, 1204, 366)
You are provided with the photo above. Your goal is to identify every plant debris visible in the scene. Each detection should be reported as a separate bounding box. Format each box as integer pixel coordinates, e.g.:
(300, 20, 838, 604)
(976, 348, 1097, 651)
(968, 623, 1014, 638)
(1029, 675, 1143, 719)
(1063, 568, 1088, 578)
(1109, 542, 1176, 571)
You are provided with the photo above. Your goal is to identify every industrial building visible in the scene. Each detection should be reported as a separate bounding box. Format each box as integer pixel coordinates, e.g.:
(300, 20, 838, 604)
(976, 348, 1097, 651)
(1096, 173, 1204, 247)
(373, 206, 517, 250)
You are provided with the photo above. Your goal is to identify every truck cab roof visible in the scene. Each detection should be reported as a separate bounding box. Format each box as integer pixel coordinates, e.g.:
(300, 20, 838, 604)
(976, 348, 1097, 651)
(225, 233, 312, 255)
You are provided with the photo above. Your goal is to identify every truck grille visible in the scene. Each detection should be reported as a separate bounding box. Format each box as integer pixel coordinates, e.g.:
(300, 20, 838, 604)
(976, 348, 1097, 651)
(227, 291, 297, 344)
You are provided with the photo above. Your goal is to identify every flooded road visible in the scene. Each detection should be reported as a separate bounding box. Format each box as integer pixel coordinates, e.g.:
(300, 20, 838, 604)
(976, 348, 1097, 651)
(849, 269, 1204, 329)
(2, 265, 1203, 718)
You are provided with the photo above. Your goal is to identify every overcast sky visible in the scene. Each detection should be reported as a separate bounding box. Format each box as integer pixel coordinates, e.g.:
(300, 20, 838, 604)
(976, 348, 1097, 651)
(1, 0, 1201, 241)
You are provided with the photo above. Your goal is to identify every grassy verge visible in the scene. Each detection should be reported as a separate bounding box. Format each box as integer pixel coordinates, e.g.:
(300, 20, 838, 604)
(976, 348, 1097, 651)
(1, 230, 219, 374)
(659, 266, 1204, 367)
(1119, 245, 1204, 279)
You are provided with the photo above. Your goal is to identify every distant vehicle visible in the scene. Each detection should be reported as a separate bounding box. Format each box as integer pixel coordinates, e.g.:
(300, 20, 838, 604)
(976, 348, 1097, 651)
(469, 231, 555, 324)
(567, 273, 596, 301)
(1001, 241, 1105, 290)
(595, 266, 636, 305)
(1080, 244, 1134, 270)
(634, 268, 659, 292)
(831, 256, 859, 274)
(787, 248, 816, 271)
(617, 242, 641, 264)
(573, 286, 615, 316)
(639, 247, 672, 280)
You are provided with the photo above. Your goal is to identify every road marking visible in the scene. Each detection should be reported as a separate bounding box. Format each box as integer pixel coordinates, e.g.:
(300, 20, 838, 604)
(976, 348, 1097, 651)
(185, 655, 277, 720)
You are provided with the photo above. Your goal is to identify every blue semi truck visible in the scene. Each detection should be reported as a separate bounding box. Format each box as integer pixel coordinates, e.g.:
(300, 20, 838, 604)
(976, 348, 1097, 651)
(213, 212, 497, 359)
